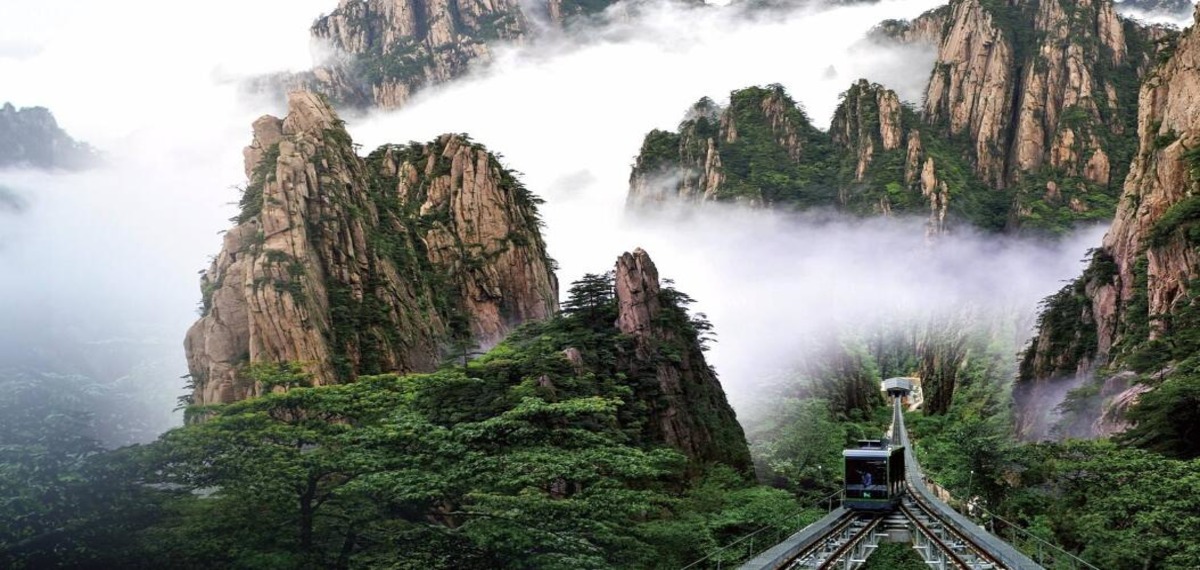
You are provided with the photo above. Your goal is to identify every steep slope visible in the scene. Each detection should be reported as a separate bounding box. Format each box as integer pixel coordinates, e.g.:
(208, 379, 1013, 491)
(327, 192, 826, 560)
(627, 81, 995, 233)
(632, 0, 1173, 235)
(0, 103, 96, 170)
(268, 0, 619, 109)
(872, 5, 952, 46)
(1017, 6, 1200, 445)
(613, 248, 752, 471)
(923, 0, 1162, 232)
(185, 91, 557, 406)
(627, 85, 833, 208)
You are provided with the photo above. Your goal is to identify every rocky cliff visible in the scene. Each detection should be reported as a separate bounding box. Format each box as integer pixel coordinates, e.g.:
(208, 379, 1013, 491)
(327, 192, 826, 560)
(627, 86, 832, 208)
(267, 0, 619, 109)
(1017, 6, 1200, 442)
(922, 0, 1164, 232)
(627, 81, 990, 234)
(631, 0, 1173, 235)
(872, 5, 951, 46)
(614, 248, 752, 472)
(0, 103, 96, 170)
(185, 91, 557, 406)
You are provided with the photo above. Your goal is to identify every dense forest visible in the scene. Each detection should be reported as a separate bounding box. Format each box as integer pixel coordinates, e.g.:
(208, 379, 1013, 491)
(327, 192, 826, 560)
(7, 0, 1200, 568)
(0, 271, 820, 569)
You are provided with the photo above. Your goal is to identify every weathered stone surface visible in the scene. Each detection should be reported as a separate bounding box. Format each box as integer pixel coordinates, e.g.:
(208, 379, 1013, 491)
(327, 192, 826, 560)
(923, 0, 1014, 187)
(871, 5, 951, 46)
(258, 0, 621, 110)
(377, 135, 559, 348)
(1018, 6, 1200, 437)
(300, 0, 527, 109)
(831, 79, 904, 182)
(629, 81, 960, 233)
(627, 88, 815, 207)
(614, 248, 752, 472)
(185, 91, 557, 406)
(923, 0, 1141, 192)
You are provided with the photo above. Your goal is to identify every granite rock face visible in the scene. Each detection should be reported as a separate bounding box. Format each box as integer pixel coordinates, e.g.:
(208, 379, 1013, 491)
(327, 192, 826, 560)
(1017, 6, 1200, 438)
(262, 0, 619, 110)
(185, 91, 557, 406)
(614, 248, 752, 472)
(923, 0, 1133, 189)
(627, 81, 967, 235)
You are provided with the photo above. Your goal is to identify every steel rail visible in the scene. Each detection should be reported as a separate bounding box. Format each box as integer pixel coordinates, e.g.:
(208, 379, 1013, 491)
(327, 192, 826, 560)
(812, 515, 883, 570)
(900, 499, 989, 570)
(744, 397, 1048, 570)
(894, 399, 1043, 570)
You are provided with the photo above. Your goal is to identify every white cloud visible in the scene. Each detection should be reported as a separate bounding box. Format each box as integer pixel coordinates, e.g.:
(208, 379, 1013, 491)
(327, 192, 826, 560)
(0, 0, 329, 440)
(0, 0, 1104, 436)
(346, 0, 1098, 412)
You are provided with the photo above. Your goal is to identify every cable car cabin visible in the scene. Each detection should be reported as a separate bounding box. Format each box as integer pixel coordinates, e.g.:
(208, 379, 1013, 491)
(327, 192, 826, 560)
(843, 442, 905, 511)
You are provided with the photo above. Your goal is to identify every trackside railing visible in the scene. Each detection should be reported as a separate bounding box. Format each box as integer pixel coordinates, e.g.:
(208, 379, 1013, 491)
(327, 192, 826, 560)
(679, 489, 843, 570)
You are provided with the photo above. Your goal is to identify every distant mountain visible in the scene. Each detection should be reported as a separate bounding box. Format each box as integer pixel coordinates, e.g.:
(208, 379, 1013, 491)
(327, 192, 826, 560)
(0, 103, 96, 170)
(631, 0, 1174, 238)
(256, 0, 624, 110)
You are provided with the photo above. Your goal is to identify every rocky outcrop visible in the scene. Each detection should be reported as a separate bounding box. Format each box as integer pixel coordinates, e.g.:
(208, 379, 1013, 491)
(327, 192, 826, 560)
(185, 91, 557, 406)
(304, 0, 526, 109)
(0, 103, 96, 170)
(871, 5, 951, 46)
(627, 86, 829, 207)
(629, 81, 976, 234)
(921, 0, 1155, 232)
(922, 0, 1015, 187)
(264, 0, 620, 110)
(614, 248, 752, 472)
(831, 80, 905, 182)
(1017, 6, 1200, 438)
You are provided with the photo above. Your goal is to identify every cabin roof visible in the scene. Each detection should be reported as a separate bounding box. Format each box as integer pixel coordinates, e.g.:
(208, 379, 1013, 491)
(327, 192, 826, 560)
(843, 447, 902, 458)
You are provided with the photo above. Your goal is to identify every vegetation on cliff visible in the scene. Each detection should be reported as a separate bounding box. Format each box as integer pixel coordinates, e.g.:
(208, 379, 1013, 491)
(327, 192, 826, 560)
(272, 0, 622, 109)
(631, 0, 1180, 236)
(1017, 1, 1200, 455)
(2, 259, 780, 569)
(186, 93, 558, 407)
(909, 400, 1200, 568)
(627, 82, 1010, 232)
(0, 103, 96, 170)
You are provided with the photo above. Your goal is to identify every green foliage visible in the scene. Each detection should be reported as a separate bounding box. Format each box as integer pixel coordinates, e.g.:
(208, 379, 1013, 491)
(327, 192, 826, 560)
(999, 441, 1200, 569)
(3, 266, 765, 568)
(1147, 195, 1200, 248)
(1118, 363, 1200, 459)
(352, 42, 433, 86)
(240, 361, 314, 391)
(301, 135, 557, 382)
(1010, 171, 1119, 236)
(0, 372, 171, 569)
(553, 0, 615, 18)
(860, 542, 928, 570)
(236, 143, 279, 224)
(908, 326, 1200, 569)
(748, 398, 860, 497)
(633, 130, 682, 175)
(718, 85, 837, 206)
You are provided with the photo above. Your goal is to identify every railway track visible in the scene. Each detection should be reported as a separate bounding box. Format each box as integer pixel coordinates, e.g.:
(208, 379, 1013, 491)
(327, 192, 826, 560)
(740, 399, 1042, 570)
